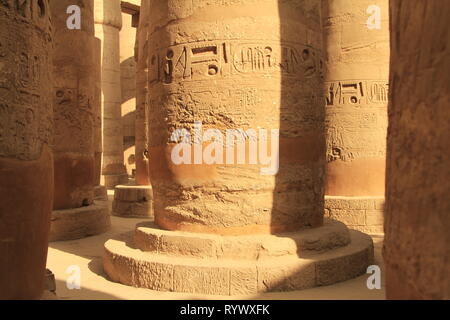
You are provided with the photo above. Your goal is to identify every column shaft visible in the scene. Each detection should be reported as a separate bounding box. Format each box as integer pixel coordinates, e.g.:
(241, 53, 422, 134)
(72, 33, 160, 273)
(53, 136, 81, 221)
(322, 0, 390, 233)
(0, 0, 53, 299)
(147, 0, 325, 234)
(385, 0, 450, 300)
(94, 0, 128, 189)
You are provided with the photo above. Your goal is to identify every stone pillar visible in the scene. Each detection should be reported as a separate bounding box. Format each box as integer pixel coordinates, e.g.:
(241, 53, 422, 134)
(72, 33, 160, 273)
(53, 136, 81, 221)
(112, 1, 153, 218)
(112, 2, 153, 219)
(93, 37, 108, 200)
(135, 0, 150, 186)
(120, 10, 137, 177)
(147, 0, 326, 234)
(94, 0, 128, 189)
(322, 0, 390, 234)
(50, 0, 110, 241)
(104, 0, 373, 295)
(0, 0, 53, 299)
(384, 0, 450, 300)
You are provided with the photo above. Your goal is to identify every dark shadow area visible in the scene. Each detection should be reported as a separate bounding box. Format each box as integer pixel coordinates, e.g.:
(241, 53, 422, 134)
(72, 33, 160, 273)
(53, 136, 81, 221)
(271, 0, 326, 233)
(122, 110, 136, 138)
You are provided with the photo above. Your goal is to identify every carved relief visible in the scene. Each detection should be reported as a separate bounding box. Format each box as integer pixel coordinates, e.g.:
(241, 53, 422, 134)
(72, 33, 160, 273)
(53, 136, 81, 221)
(325, 80, 389, 106)
(0, 0, 52, 161)
(1, 0, 49, 23)
(53, 88, 94, 155)
(149, 41, 323, 84)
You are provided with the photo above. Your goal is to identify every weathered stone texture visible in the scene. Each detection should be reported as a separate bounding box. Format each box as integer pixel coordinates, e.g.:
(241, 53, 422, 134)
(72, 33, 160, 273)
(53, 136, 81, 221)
(135, 0, 150, 185)
(52, 0, 96, 210)
(384, 0, 450, 300)
(322, 0, 389, 232)
(94, 0, 128, 188)
(0, 0, 53, 300)
(50, 0, 110, 241)
(148, 0, 325, 234)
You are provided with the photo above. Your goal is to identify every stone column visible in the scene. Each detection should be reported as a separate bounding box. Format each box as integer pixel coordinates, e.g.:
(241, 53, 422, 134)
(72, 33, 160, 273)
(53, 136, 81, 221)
(104, 0, 373, 295)
(0, 0, 53, 299)
(93, 37, 108, 200)
(147, 0, 326, 235)
(120, 9, 137, 177)
(134, 0, 150, 186)
(384, 0, 450, 300)
(50, 0, 110, 241)
(112, 1, 153, 219)
(94, 0, 128, 189)
(322, 0, 390, 234)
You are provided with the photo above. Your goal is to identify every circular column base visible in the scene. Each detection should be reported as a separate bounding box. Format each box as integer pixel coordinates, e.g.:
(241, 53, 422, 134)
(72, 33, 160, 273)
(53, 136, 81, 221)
(103, 173, 129, 189)
(94, 185, 108, 200)
(50, 201, 111, 242)
(103, 219, 374, 295)
(325, 196, 385, 235)
(112, 185, 153, 218)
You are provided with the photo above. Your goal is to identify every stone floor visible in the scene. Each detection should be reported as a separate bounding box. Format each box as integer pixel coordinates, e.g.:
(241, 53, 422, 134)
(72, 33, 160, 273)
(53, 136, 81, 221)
(45, 192, 386, 300)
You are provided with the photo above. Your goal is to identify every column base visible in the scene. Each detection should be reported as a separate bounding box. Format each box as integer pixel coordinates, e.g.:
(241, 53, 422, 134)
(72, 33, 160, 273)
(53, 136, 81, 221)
(112, 184, 153, 218)
(50, 201, 111, 242)
(44, 269, 56, 294)
(103, 219, 374, 295)
(325, 196, 385, 235)
(103, 173, 129, 189)
(94, 185, 108, 200)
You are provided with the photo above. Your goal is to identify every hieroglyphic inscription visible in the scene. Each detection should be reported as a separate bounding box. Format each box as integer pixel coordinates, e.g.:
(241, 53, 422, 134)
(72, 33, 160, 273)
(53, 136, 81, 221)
(0, 0, 48, 21)
(325, 81, 389, 106)
(325, 80, 389, 161)
(0, 0, 52, 161)
(149, 41, 323, 84)
(53, 88, 94, 155)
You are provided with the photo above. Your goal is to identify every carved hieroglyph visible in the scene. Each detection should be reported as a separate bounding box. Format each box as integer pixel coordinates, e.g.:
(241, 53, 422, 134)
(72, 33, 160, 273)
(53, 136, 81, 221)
(147, 0, 325, 234)
(94, 0, 128, 188)
(135, 0, 150, 186)
(323, 0, 390, 196)
(385, 0, 450, 300)
(322, 0, 390, 234)
(0, 0, 53, 299)
(49, 0, 110, 242)
(52, 0, 96, 210)
(104, 0, 374, 295)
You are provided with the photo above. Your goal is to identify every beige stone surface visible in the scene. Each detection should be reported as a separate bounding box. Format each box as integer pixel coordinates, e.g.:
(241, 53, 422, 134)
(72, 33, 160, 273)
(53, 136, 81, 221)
(112, 184, 153, 218)
(50, 201, 111, 242)
(325, 196, 384, 234)
(120, 11, 137, 176)
(45, 213, 385, 300)
(50, 0, 111, 242)
(133, 219, 350, 259)
(148, 0, 325, 234)
(322, 0, 389, 233)
(0, 0, 53, 300)
(104, 228, 373, 295)
(384, 0, 450, 300)
(94, 0, 128, 188)
(94, 185, 108, 201)
(135, 0, 151, 186)
(101, 0, 375, 296)
(51, 0, 96, 210)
